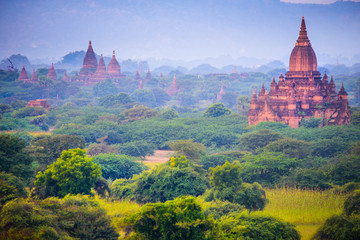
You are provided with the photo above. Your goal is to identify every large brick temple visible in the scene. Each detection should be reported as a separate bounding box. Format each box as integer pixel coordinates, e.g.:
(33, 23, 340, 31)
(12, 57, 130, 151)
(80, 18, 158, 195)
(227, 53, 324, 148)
(248, 17, 351, 128)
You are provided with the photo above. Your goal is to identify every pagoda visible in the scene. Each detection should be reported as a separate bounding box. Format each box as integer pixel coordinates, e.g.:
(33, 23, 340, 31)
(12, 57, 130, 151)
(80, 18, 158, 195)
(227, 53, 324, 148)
(145, 69, 151, 82)
(92, 54, 108, 84)
(107, 51, 125, 79)
(167, 74, 179, 97)
(139, 79, 144, 89)
(248, 17, 350, 128)
(30, 69, 38, 83)
(47, 63, 57, 81)
(79, 40, 98, 81)
(62, 71, 69, 82)
(217, 86, 225, 100)
(16, 66, 30, 82)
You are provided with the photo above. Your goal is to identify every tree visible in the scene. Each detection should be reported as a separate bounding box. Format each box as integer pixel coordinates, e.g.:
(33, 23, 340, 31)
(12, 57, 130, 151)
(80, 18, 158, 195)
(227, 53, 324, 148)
(118, 140, 155, 158)
(207, 161, 267, 211)
(34, 148, 101, 198)
(203, 103, 231, 117)
(120, 196, 214, 240)
(26, 134, 86, 172)
(169, 139, 206, 161)
(216, 212, 300, 240)
(93, 79, 119, 97)
(98, 92, 133, 107)
(239, 129, 283, 152)
(131, 89, 157, 108)
(87, 142, 119, 156)
(0, 134, 33, 183)
(263, 137, 312, 159)
(236, 95, 250, 113)
(0, 172, 27, 208)
(0, 195, 119, 239)
(93, 153, 146, 180)
(169, 156, 190, 168)
(351, 111, 360, 126)
(161, 108, 179, 119)
(111, 165, 209, 203)
(313, 191, 360, 240)
(121, 105, 158, 123)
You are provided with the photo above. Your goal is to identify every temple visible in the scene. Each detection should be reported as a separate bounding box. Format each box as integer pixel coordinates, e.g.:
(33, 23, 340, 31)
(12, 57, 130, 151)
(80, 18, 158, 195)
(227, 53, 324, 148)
(79, 41, 98, 82)
(167, 74, 179, 96)
(16, 66, 29, 82)
(47, 63, 57, 81)
(30, 69, 38, 83)
(248, 17, 350, 128)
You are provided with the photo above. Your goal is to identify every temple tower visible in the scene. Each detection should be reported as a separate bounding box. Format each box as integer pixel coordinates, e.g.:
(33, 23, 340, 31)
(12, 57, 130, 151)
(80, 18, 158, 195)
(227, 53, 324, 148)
(108, 51, 123, 79)
(167, 74, 179, 97)
(30, 69, 37, 83)
(47, 63, 57, 81)
(248, 17, 350, 128)
(16, 66, 29, 82)
(79, 41, 98, 80)
(92, 54, 108, 83)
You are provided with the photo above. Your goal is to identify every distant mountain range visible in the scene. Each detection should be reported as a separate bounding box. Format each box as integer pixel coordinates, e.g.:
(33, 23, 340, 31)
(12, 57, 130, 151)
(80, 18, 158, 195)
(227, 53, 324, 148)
(1, 52, 359, 76)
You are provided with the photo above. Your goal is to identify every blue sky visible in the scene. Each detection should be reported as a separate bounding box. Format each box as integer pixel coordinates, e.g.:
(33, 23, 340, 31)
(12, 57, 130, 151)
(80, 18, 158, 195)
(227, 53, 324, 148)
(0, 0, 359, 65)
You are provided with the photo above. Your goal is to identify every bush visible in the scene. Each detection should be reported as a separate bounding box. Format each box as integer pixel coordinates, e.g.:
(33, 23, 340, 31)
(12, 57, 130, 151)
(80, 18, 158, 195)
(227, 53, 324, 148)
(93, 153, 146, 180)
(118, 140, 155, 158)
(216, 212, 300, 240)
(169, 139, 206, 160)
(0, 195, 119, 240)
(161, 108, 179, 119)
(239, 129, 283, 152)
(11, 107, 47, 118)
(34, 148, 101, 198)
(0, 172, 27, 208)
(112, 165, 209, 203)
(120, 196, 214, 240)
(203, 103, 231, 117)
(263, 137, 312, 159)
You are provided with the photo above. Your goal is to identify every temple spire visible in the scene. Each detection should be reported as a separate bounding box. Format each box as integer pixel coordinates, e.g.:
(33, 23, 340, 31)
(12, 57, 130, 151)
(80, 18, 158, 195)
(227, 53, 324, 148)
(296, 16, 310, 46)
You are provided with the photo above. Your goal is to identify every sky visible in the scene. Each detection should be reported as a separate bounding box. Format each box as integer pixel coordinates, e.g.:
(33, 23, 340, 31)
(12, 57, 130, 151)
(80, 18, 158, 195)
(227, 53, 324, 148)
(0, 0, 359, 67)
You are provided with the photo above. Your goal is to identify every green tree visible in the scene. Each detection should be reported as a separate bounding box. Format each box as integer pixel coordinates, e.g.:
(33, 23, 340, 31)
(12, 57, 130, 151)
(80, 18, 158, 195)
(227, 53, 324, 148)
(351, 111, 360, 126)
(161, 108, 179, 119)
(112, 165, 209, 203)
(0, 104, 12, 114)
(0, 172, 27, 208)
(0, 195, 119, 240)
(34, 148, 101, 198)
(120, 196, 214, 240)
(121, 105, 158, 123)
(239, 129, 283, 152)
(207, 161, 267, 211)
(169, 156, 190, 168)
(131, 89, 157, 108)
(93, 79, 119, 97)
(118, 140, 155, 158)
(26, 134, 85, 172)
(93, 153, 146, 180)
(236, 95, 250, 113)
(216, 212, 300, 240)
(203, 102, 231, 117)
(169, 139, 206, 161)
(98, 92, 133, 107)
(0, 134, 33, 183)
(263, 137, 312, 159)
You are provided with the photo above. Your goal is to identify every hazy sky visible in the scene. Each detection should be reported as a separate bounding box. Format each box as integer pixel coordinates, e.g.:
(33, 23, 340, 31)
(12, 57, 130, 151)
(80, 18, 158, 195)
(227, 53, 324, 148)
(0, 0, 359, 64)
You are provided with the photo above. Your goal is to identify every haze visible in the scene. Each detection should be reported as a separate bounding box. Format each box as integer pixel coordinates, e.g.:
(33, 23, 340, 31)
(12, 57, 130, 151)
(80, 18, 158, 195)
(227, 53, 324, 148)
(1, 0, 359, 67)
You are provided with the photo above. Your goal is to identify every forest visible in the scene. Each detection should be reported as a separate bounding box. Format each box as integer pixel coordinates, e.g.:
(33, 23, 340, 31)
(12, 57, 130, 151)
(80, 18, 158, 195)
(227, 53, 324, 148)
(0, 67, 360, 239)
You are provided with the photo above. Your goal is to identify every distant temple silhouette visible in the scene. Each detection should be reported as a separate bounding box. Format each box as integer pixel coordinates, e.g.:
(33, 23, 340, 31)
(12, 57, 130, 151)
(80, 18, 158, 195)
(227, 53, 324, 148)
(248, 17, 350, 128)
(73, 41, 126, 85)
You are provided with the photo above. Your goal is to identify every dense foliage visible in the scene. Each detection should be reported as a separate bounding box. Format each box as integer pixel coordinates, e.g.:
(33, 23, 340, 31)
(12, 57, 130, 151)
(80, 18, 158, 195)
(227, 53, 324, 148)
(34, 148, 101, 198)
(93, 153, 146, 180)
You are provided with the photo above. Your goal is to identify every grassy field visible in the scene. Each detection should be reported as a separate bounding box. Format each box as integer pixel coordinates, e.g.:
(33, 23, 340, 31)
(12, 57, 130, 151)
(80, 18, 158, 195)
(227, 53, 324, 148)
(95, 187, 347, 240)
(263, 187, 347, 240)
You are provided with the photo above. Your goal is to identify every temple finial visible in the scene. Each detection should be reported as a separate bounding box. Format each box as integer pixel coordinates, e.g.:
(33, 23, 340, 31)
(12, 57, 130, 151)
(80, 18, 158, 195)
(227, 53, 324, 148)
(113, 50, 115, 56)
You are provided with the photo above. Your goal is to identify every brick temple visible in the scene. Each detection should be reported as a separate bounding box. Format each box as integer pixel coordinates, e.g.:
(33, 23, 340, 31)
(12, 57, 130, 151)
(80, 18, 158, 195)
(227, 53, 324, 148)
(74, 41, 125, 85)
(248, 17, 350, 128)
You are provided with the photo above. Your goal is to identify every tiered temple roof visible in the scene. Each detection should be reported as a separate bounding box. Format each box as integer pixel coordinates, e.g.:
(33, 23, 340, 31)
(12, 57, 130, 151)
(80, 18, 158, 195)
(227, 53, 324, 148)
(167, 74, 179, 97)
(248, 17, 350, 128)
(30, 69, 38, 83)
(79, 41, 98, 80)
(16, 66, 29, 82)
(47, 63, 57, 81)
(92, 54, 108, 83)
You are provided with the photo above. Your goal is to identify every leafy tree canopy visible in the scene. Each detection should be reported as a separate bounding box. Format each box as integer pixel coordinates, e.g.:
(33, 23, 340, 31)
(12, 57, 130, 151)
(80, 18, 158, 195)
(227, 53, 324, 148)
(203, 102, 231, 117)
(34, 148, 101, 198)
(169, 139, 206, 161)
(239, 129, 283, 152)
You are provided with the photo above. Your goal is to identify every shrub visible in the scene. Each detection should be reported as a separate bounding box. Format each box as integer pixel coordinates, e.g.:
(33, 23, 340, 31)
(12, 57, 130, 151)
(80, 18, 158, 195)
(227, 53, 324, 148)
(93, 153, 146, 180)
(239, 129, 283, 152)
(34, 148, 101, 198)
(203, 102, 231, 117)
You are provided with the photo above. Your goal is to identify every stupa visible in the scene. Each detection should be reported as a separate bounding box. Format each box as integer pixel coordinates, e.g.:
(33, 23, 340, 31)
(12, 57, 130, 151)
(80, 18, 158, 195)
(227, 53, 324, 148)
(30, 69, 38, 83)
(47, 63, 57, 81)
(145, 69, 151, 82)
(16, 66, 30, 82)
(92, 54, 108, 83)
(248, 17, 350, 128)
(79, 40, 98, 81)
(107, 51, 125, 79)
(167, 74, 179, 97)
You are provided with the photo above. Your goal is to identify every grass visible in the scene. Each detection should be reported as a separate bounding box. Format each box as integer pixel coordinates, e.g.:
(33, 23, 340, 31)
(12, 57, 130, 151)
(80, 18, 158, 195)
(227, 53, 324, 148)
(263, 187, 347, 240)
